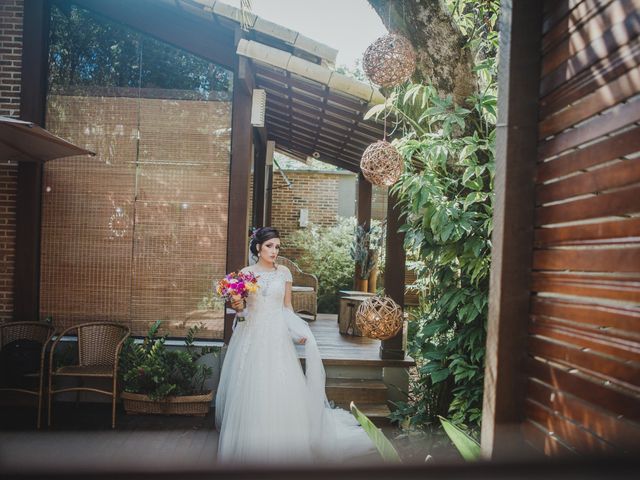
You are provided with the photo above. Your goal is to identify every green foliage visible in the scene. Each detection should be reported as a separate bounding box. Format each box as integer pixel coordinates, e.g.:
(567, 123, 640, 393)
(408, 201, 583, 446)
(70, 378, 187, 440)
(374, 0, 499, 431)
(439, 416, 481, 461)
(350, 402, 402, 463)
(49, 3, 231, 96)
(288, 218, 357, 313)
(119, 320, 221, 400)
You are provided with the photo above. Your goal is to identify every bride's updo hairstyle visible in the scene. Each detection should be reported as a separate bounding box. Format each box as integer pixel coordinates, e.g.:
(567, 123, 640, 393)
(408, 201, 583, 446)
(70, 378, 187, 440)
(249, 227, 280, 260)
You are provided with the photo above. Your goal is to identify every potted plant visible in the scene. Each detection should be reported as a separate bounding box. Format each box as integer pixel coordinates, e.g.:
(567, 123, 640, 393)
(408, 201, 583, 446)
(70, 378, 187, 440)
(119, 320, 220, 416)
(350, 221, 385, 292)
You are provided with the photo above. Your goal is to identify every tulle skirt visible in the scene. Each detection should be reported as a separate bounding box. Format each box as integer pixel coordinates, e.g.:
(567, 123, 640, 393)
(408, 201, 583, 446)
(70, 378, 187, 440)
(215, 306, 376, 465)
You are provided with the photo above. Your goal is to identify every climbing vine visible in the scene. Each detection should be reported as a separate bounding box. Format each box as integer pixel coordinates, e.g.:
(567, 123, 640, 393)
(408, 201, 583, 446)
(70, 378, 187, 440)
(369, 0, 499, 431)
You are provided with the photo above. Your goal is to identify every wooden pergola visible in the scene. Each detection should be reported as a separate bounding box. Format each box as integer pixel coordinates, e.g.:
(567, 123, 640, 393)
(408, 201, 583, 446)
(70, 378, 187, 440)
(16, 0, 408, 358)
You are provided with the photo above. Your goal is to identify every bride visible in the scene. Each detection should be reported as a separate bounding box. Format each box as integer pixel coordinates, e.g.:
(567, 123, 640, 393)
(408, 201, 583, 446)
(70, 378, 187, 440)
(215, 227, 376, 465)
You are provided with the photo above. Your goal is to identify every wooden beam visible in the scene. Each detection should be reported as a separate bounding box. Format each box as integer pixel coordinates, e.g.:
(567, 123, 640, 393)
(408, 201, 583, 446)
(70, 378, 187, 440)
(269, 138, 360, 172)
(356, 173, 372, 230)
(224, 34, 254, 343)
(15, 0, 49, 321)
(480, 0, 543, 460)
(355, 172, 372, 289)
(264, 141, 275, 226)
(71, 0, 236, 69)
(252, 135, 266, 228)
(237, 57, 255, 95)
(381, 189, 406, 360)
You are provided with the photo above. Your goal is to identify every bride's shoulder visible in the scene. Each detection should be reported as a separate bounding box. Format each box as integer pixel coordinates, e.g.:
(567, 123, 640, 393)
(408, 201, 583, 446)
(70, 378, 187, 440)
(276, 264, 292, 281)
(240, 265, 252, 274)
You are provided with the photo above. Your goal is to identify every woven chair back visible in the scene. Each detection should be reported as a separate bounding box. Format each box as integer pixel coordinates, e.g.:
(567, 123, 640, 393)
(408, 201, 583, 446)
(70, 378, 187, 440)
(78, 323, 129, 366)
(0, 322, 54, 348)
(278, 257, 302, 284)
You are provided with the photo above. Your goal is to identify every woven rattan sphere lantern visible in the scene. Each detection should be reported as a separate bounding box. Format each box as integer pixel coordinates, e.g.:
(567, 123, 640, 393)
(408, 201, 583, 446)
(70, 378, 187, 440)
(355, 296, 403, 340)
(360, 140, 403, 186)
(363, 33, 416, 87)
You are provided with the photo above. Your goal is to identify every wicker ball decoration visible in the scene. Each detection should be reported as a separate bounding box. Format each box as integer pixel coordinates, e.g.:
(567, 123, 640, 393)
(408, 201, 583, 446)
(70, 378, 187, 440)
(363, 33, 416, 87)
(360, 140, 403, 186)
(355, 296, 403, 340)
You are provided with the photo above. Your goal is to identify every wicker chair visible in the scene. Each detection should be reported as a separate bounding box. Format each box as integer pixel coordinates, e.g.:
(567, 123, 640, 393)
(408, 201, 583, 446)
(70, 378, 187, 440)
(0, 321, 55, 428)
(48, 322, 129, 429)
(279, 257, 318, 321)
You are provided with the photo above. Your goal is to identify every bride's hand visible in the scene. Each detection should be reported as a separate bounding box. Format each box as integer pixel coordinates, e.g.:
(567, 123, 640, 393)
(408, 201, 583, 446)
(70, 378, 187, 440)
(297, 337, 307, 345)
(231, 296, 244, 312)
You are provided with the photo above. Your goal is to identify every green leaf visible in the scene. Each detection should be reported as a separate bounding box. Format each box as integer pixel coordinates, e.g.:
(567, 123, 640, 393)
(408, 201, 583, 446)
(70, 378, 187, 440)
(350, 402, 402, 463)
(438, 416, 481, 461)
(430, 367, 450, 384)
(363, 103, 386, 120)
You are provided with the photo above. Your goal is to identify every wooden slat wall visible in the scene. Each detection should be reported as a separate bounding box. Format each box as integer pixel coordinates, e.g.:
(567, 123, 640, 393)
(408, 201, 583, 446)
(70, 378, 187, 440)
(525, 0, 640, 455)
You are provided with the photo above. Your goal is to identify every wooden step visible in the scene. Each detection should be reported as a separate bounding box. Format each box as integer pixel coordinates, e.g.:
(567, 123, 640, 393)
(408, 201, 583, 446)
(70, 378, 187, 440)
(336, 402, 392, 427)
(325, 378, 388, 404)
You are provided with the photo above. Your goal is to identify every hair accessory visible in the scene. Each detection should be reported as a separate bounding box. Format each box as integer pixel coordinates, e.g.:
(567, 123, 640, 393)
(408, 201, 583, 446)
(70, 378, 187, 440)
(250, 227, 261, 240)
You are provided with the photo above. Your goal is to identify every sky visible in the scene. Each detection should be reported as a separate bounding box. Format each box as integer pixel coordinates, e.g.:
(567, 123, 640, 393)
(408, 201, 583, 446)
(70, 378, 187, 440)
(226, 0, 387, 68)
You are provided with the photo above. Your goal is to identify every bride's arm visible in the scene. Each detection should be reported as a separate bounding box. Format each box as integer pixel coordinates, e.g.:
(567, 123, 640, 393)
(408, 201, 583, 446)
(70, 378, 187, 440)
(283, 279, 307, 345)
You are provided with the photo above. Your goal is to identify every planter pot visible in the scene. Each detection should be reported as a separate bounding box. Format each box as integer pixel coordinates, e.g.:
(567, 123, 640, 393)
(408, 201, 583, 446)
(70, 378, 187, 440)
(355, 278, 369, 292)
(368, 265, 378, 293)
(121, 391, 213, 417)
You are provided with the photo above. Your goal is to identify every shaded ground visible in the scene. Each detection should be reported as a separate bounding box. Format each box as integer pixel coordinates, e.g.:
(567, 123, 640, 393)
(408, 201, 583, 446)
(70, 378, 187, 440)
(0, 402, 460, 471)
(0, 403, 218, 472)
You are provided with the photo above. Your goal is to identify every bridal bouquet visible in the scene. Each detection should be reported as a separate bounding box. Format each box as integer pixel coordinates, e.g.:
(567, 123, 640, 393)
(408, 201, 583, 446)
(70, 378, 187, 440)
(216, 271, 259, 321)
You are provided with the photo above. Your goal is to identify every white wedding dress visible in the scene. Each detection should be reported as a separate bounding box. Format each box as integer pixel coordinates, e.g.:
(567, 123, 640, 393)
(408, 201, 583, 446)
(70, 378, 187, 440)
(215, 264, 376, 465)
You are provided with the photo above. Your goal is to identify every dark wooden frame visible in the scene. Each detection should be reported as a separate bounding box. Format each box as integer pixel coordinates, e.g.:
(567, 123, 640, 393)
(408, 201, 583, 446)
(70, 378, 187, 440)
(480, 0, 543, 459)
(224, 44, 255, 344)
(354, 172, 372, 289)
(251, 135, 267, 228)
(381, 189, 406, 360)
(16, 0, 50, 321)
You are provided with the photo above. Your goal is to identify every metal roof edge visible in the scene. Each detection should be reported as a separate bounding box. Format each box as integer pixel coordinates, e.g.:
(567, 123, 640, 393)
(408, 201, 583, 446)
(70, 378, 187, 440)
(237, 39, 385, 105)
(192, 0, 339, 64)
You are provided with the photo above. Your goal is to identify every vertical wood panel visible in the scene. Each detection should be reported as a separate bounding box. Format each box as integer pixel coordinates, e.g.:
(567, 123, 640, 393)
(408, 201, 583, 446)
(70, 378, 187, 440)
(252, 136, 266, 228)
(380, 190, 405, 360)
(481, 0, 544, 459)
(224, 52, 253, 344)
(522, 0, 640, 455)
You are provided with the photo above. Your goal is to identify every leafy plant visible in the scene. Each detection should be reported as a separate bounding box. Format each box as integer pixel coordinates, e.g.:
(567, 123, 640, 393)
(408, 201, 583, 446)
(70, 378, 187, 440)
(288, 218, 356, 313)
(369, 0, 499, 431)
(119, 320, 220, 400)
(439, 416, 481, 461)
(350, 402, 401, 463)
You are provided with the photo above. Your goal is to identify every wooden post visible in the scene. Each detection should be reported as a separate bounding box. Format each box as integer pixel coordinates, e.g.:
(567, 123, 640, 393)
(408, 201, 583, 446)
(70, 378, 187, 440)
(355, 172, 372, 290)
(252, 136, 266, 228)
(264, 140, 275, 226)
(381, 189, 405, 360)
(15, 0, 49, 321)
(224, 45, 254, 343)
(480, 0, 543, 459)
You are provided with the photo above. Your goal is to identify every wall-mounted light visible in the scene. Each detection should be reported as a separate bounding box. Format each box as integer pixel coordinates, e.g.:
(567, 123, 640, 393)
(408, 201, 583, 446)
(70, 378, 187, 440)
(251, 89, 266, 127)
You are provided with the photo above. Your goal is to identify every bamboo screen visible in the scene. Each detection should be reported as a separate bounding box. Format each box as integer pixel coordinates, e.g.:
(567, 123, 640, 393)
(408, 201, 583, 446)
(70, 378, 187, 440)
(41, 92, 231, 339)
(40, 3, 233, 339)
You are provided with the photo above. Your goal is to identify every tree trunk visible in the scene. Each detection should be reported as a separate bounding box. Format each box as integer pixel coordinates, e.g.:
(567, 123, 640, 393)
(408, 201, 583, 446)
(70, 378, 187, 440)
(367, 0, 476, 104)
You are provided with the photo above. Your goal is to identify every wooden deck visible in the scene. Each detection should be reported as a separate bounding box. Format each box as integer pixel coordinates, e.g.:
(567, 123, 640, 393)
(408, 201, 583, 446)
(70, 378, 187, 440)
(299, 314, 414, 367)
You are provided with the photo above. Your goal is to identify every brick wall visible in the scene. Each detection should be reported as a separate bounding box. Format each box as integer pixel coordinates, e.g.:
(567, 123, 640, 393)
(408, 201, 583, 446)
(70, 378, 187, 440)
(0, 0, 22, 321)
(271, 170, 346, 260)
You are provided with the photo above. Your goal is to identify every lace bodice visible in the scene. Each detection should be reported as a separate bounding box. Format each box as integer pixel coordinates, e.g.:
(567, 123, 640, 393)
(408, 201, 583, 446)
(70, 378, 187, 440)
(241, 264, 292, 315)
